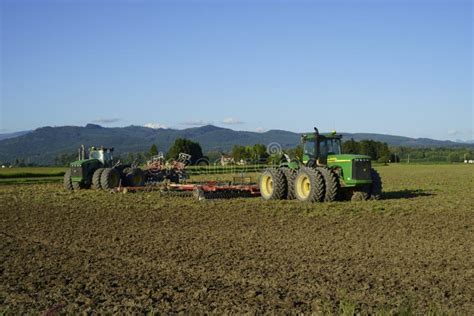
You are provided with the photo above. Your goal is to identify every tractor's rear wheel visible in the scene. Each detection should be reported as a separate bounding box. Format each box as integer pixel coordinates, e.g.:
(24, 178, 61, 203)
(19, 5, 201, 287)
(317, 167, 340, 202)
(370, 169, 382, 200)
(294, 167, 325, 202)
(126, 168, 145, 187)
(101, 168, 121, 190)
(92, 168, 105, 189)
(259, 168, 287, 200)
(281, 167, 296, 200)
(63, 169, 74, 191)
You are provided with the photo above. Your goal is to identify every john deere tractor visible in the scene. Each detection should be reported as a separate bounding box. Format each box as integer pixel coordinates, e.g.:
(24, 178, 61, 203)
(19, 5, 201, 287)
(259, 127, 382, 202)
(63, 145, 145, 191)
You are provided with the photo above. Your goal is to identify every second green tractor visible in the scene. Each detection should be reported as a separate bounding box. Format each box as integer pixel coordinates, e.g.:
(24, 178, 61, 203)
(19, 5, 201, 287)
(64, 146, 145, 191)
(259, 127, 382, 202)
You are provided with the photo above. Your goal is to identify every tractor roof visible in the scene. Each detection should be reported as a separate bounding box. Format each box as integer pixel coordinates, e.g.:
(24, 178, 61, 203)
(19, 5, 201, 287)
(302, 132, 343, 140)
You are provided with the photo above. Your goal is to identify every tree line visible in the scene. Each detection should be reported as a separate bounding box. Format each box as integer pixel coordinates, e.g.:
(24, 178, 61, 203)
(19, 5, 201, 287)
(44, 137, 474, 167)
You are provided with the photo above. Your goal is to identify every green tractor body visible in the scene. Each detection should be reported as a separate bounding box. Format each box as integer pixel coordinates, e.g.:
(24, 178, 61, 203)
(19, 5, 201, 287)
(300, 131, 372, 187)
(69, 147, 114, 186)
(260, 127, 382, 202)
(64, 146, 145, 191)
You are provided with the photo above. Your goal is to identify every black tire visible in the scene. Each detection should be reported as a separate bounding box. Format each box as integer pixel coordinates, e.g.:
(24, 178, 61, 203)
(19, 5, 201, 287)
(294, 167, 325, 202)
(281, 167, 296, 200)
(167, 170, 181, 184)
(351, 189, 370, 201)
(317, 167, 340, 202)
(101, 168, 121, 190)
(259, 168, 287, 200)
(126, 168, 145, 187)
(63, 169, 74, 191)
(307, 158, 317, 168)
(72, 181, 89, 190)
(370, 169, 382, 200)
(92, 168, 105, 190)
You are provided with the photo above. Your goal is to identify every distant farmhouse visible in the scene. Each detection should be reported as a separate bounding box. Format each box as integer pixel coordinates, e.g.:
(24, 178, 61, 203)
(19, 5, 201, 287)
(220, 154, 235, 166)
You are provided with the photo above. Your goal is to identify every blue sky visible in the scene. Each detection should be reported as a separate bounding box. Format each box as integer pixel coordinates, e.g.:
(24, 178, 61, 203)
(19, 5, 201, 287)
(1, 0, 472, 140)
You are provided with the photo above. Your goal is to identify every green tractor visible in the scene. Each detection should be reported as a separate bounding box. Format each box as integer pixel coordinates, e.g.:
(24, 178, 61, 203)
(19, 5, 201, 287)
(259, 127, 382, 202)
(63, 145, 145, 191)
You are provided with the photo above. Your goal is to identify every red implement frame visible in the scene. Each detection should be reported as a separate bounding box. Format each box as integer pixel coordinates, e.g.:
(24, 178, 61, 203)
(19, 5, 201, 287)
(115, 181, 260, 198)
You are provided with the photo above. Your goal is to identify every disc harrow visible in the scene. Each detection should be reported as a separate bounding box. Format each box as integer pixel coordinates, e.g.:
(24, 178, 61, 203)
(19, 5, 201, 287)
(114, 181, 260, 200)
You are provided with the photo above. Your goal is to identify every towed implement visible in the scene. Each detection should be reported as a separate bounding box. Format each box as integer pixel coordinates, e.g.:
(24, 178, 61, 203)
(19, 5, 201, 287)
(63, 147, 257, 199)
(259, 127, 382, 202)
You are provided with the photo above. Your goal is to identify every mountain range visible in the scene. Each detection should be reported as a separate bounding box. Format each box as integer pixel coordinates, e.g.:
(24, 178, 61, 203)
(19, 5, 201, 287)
(0, 124, 472, 165)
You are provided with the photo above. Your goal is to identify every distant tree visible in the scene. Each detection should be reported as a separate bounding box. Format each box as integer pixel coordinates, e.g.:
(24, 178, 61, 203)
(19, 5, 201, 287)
(231, 145, 250, 162)
(127, 152, 135, 163)
(447, 153, 461, 163)
(267, 153, 282, 166)
(286, 145, 304, 161)
(252, 144, 269, 163)
(54, 152, 78, 167)
(342, 138, 359, 154)
(149, 144, 158, 157)
(376, 142, 391, 163)
(167, 138, 203, 164)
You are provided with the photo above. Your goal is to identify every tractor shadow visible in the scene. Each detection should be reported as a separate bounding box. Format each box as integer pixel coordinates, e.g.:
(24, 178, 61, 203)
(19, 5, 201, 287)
(382, 189, 435, 200)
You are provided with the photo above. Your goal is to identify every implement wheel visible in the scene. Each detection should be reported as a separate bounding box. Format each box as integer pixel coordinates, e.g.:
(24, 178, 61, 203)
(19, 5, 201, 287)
(92, 168, 105, 190)
(370, 169, 382, 200)
(101, 168, 120, 190)
(126, 168, 145, 187)
(63, 169, 74, 191)
(294, 167, 325, 202)
(259, 168, 287, 200)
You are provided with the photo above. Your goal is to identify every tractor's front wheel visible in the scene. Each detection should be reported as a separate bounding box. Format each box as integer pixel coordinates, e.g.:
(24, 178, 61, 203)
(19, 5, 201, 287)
(72, 181, 89, 190)
(351, 188, 370, 201)
(259, 168, 287, 200)
(92, 168, 105, 189)
(101, 168, 121, 190)
(294, 167, 325, 202)
(63, 169, 74, 191)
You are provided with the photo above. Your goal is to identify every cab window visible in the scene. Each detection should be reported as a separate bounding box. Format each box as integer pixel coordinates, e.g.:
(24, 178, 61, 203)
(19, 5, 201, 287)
(320, 139, 341, 157)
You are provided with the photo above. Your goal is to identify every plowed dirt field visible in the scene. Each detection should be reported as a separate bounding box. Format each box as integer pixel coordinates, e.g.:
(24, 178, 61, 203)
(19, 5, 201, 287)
(1, 165, 473, 314)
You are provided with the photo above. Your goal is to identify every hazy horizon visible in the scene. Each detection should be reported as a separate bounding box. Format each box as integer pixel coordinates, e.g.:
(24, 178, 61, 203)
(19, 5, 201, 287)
(1, 122, 473, 143)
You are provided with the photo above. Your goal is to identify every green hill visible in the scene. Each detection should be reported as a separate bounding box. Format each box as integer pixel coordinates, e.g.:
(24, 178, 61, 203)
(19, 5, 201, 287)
(0, 124, 470, 165)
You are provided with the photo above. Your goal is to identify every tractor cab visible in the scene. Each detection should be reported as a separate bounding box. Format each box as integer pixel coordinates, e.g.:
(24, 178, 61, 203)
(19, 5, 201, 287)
(89, 146, 114, 166)
(301, 128, 342, 166)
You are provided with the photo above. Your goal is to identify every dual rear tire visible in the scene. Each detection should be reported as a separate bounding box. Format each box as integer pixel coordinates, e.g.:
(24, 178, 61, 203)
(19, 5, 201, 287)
(259, 167, 328, 202)
(259, 167, 382, 202)
(65, 167, 145, 191)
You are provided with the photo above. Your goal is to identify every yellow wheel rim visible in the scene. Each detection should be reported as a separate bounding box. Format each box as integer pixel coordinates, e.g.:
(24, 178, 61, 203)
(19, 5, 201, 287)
(260, 174, 274, 197)
(296, 174, 311, 199)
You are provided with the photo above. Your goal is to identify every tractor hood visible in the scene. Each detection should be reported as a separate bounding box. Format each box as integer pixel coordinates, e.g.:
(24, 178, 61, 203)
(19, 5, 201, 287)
(327, 154, 371, 163)
(70, 158, 98, 167)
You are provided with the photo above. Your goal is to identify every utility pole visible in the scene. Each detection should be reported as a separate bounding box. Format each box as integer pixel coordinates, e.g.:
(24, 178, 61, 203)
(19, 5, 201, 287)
(407, 153, 410, 164)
